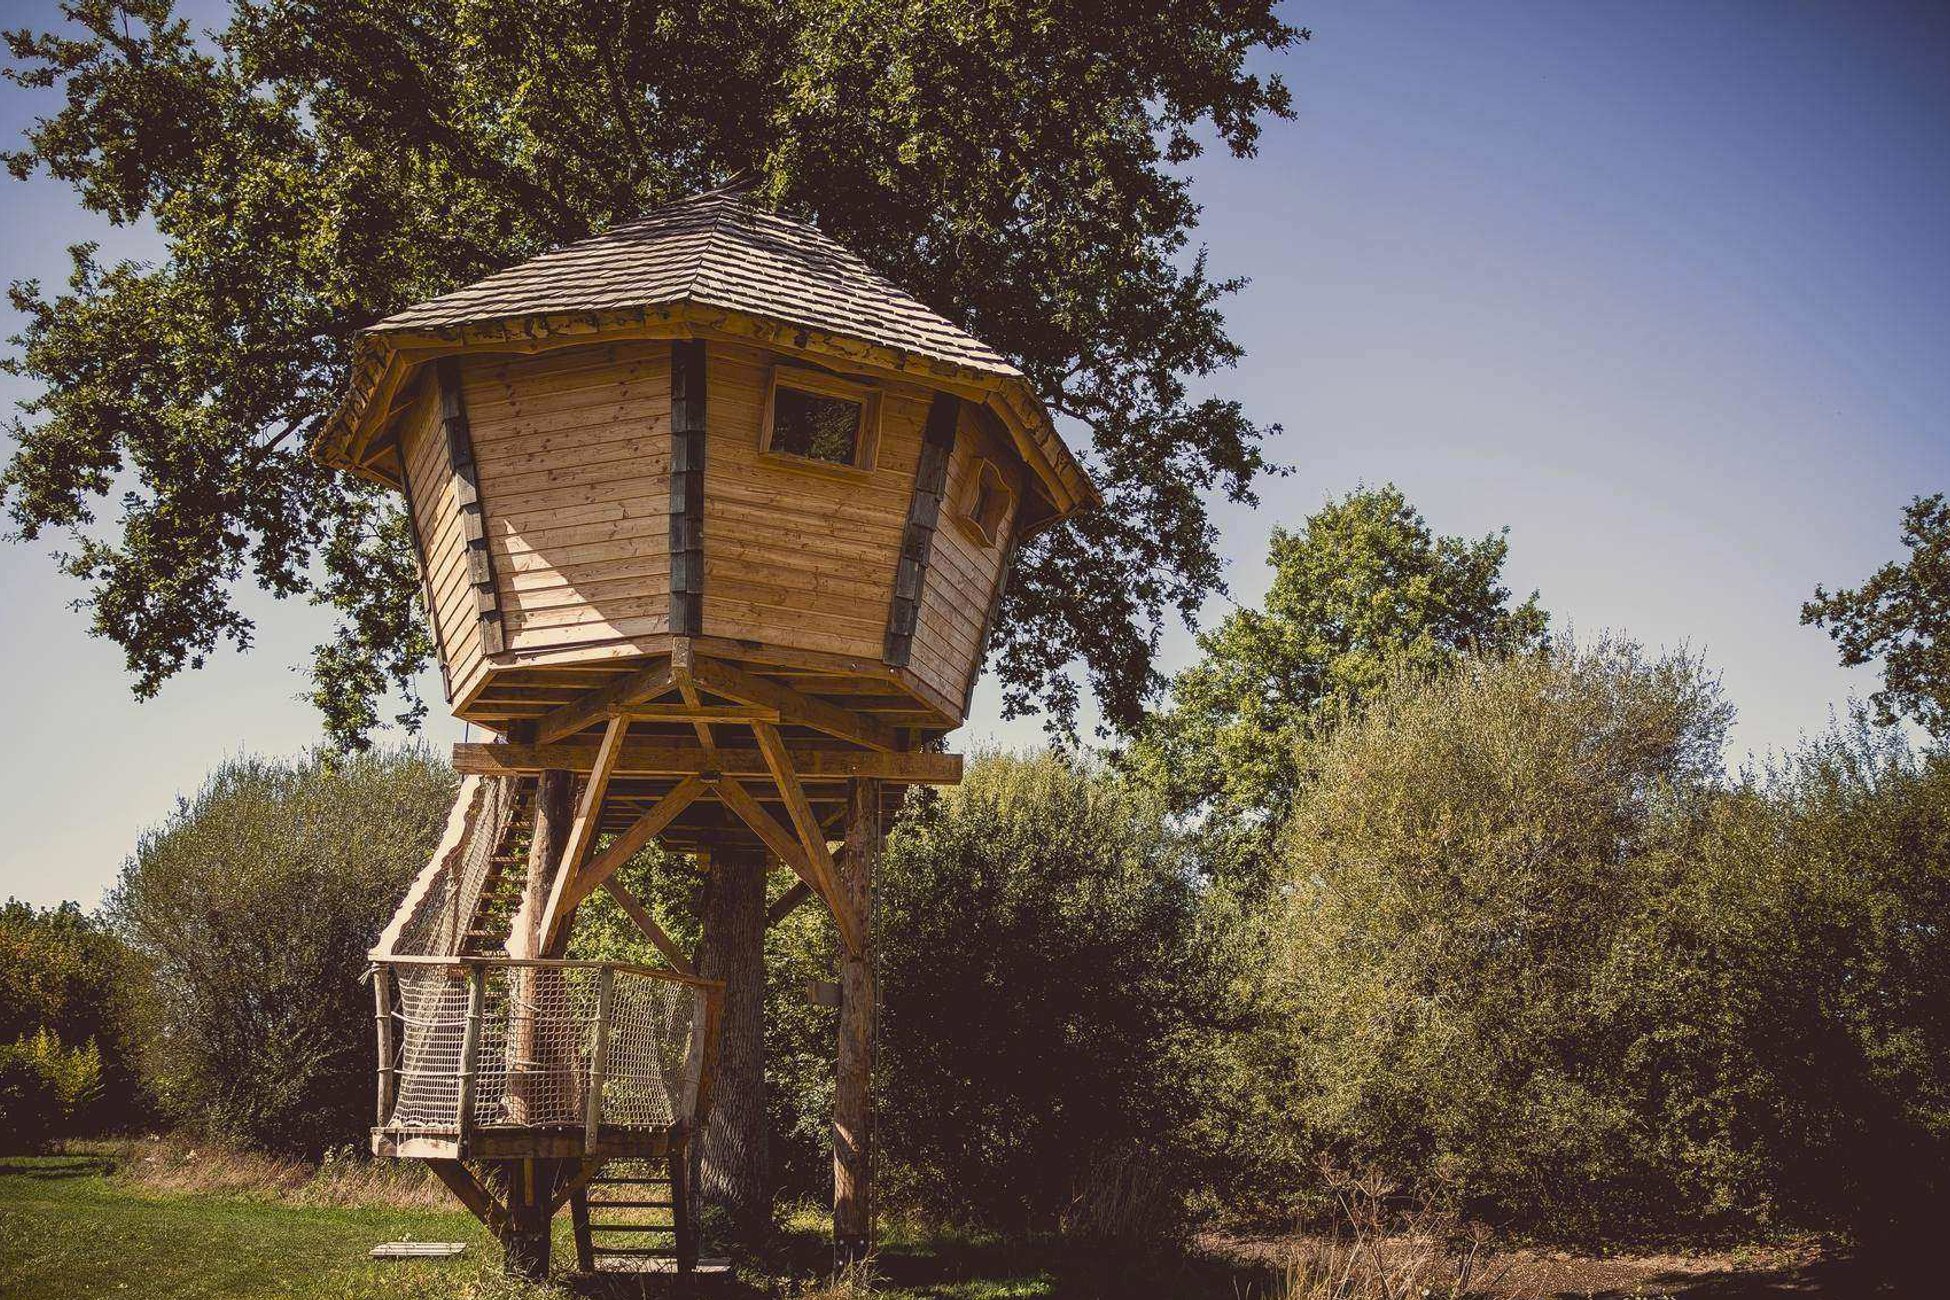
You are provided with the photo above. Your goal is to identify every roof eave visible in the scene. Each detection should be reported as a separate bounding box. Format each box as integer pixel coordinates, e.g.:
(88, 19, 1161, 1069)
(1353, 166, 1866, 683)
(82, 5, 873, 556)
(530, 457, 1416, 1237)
(312, 301, 1100, 522)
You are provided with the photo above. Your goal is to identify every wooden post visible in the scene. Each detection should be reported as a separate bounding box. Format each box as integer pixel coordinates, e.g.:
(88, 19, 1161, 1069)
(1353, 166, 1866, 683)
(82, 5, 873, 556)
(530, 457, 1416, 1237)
(373, 967, 396, 1127)
(507, 769, 573, 1125)
(585, 966, 614, 1150)
(834, 777, 881, 1262)
(502, 1158, 553, 1280)
(457, 964, 486, 1145)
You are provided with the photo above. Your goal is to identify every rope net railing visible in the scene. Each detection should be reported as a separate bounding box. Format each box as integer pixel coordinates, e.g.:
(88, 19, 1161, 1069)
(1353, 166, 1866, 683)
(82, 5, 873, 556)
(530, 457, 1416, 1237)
(386, 777, 518, 960)
(377, 957, 717, 1138)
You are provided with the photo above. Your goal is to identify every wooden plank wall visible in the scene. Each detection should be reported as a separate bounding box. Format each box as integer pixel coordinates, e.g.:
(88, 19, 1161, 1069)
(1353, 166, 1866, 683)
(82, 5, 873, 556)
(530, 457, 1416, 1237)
(908, 404, 1018, 712)
(462, 342, 675, 658)
(402, 383, 488, 704)
(701, 342, 921, 662)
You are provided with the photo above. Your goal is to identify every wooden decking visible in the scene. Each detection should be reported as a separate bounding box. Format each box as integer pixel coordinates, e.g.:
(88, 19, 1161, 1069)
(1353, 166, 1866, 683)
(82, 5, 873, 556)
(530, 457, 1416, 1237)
(372, 1123, 676, 1162)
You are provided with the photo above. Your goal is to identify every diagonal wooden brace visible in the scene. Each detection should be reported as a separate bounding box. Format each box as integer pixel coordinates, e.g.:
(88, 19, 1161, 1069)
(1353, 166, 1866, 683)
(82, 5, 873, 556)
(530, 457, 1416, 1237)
(718, 761, 863, 958)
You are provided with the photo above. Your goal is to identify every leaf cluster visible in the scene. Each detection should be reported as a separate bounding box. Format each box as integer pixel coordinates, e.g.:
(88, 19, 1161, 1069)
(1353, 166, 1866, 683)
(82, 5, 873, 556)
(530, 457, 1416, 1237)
(3, 0, 1305, 744)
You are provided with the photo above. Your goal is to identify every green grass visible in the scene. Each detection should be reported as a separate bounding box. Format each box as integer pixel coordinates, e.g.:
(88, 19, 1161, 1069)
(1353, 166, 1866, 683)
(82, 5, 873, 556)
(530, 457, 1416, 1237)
(0, 1153, 520, 1300)
(0, 1154, 1218, 1300)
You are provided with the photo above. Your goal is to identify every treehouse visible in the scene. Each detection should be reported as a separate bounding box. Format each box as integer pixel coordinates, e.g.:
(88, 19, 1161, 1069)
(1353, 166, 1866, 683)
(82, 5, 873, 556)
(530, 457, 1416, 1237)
(312, 187, 1095, 1277)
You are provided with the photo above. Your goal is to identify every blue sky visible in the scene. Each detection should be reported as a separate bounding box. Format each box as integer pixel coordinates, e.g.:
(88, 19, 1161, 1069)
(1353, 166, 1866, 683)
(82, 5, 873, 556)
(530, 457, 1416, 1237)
(3, 1, 1947, 908)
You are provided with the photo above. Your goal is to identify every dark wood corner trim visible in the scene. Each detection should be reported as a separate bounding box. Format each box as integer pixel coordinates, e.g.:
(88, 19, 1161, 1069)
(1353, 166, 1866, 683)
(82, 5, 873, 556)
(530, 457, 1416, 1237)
(884, 392, 960, 667)
(435, 356, 505, 657)
(670, 339, 708, 637)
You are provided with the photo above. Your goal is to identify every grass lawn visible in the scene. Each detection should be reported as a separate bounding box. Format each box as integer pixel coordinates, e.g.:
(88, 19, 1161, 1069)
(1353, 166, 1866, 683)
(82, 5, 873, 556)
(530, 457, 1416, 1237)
(0, 1153, 502, 1300)
(0, 1153, 1069, 1300)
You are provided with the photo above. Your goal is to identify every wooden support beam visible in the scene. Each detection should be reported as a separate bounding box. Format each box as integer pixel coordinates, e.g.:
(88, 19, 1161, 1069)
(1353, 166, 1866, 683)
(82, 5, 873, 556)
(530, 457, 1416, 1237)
(564, 774, 708, 908)
(752, 722, 862, 953)
(621, 703, 781, 725)
(884, 392, 959, 668)
(426, 1158, 509, 1234)
(603, 877, 697, 976)
(551, 1158, 604, 1217)
(674, 650, 725, 759)
(539, 717, 629, 952)
(766, 881, 813, 929)
(535, 660, 675, 744)
(717, 774, 861, 958)
(685, 655, 898, 752)
(454, 740, 963, 784)
(834, 777, 882, 1260)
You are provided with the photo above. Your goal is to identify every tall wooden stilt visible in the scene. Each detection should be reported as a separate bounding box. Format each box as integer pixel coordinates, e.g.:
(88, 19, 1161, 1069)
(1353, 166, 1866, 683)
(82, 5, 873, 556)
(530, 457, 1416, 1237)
(501, 1157, 554, 1280)
(503, 771, 573, 1276)
(697, 846, 770, 1245)
(834, 777, 881, 1262)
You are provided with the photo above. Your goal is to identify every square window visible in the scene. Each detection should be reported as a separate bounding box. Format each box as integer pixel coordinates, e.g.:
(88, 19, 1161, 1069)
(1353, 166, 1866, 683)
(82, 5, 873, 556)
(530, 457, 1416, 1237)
(769, 386, 862, 465)
(758, 366, 880, 473)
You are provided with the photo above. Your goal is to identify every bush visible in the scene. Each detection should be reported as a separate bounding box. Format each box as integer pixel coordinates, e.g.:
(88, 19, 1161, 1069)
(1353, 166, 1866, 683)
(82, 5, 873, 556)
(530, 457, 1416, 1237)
(1260, 638, 1734, 1235)
(0, 1029, 102, 1152)
(1247, 638, 1950, 1245)
(0, 900, 143, 1130)
(105, 745, 456, 1156)
(867, 752, 1220, 1238)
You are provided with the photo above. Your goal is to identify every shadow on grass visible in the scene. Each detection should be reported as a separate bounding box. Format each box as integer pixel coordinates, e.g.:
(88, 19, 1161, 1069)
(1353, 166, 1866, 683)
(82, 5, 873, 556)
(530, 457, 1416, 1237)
(0, 1154, 117, 1180)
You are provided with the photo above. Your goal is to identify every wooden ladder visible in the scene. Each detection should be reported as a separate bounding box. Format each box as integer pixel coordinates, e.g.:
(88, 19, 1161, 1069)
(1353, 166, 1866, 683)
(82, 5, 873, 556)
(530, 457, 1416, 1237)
(569, 1152, 697, 1273)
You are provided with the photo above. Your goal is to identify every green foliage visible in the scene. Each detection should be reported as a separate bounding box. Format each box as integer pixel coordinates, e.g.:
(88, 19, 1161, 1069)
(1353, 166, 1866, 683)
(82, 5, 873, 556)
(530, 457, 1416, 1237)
(0, 1029, 104, 1152)
(1804, 492, 1950, 738)
(0, 898, 143, 1128)
(1262, 639, 1729, 1234)
(2, 0, 1306, 746)
(104, 745, 456, 1155)
(866, 753, 1220, 1236)
(1610, 715, 1950, 1246)
(1247, 640, 1950, 1242)
(1128, 485, 1548, 885)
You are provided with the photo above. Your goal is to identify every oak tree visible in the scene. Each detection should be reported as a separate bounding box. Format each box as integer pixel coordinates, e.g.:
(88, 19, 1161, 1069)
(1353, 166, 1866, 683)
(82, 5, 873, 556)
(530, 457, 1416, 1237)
(3, 0, 1304, 745)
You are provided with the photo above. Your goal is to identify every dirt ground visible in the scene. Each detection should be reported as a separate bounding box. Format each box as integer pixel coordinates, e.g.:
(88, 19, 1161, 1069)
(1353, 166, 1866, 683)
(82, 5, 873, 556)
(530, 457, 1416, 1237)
(1202, 1230, 1925, 1298)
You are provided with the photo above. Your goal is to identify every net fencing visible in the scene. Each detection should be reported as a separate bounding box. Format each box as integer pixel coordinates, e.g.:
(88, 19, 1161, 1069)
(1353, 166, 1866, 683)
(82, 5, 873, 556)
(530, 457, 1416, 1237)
(387, 777, 517, 960)
(382, 958, 710, 1134)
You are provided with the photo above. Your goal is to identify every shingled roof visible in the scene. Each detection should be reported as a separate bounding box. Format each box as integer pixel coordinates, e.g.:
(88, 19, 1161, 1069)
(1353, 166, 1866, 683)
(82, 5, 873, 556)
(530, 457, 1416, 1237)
(315, 188, 1096, 518)
(375, 188, 1020, 378)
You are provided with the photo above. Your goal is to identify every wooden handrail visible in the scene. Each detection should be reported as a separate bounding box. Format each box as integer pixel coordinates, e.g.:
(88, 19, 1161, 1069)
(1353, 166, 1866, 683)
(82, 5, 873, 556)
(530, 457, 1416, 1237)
(375, 953, 722, 991)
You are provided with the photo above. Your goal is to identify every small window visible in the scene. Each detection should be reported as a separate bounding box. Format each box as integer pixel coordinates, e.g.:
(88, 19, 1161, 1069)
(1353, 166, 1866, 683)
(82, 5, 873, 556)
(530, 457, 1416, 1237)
(759, 367, 880, 472)
(958, 458, 1014, 547)
(770, 387, 862, 464)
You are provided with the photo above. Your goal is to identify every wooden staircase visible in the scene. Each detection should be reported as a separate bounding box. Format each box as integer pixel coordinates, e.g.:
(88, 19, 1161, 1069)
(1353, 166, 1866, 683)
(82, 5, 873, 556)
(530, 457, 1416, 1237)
(570, 1153, 697, 1273)
(460, 776, 538, 957)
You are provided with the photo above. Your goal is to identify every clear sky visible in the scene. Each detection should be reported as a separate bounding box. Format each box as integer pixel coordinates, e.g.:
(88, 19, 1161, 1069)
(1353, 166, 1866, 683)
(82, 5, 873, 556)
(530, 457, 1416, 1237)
(3, 1, 1946, 909)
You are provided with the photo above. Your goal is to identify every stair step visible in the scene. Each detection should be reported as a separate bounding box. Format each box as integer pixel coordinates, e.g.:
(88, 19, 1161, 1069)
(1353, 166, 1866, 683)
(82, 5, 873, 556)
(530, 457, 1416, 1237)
(591, 1177, 671, 1186)
(591, 1246, 677, 1258)
(588, 1223, 675, 1234)
(587, 1200, 672, 1209)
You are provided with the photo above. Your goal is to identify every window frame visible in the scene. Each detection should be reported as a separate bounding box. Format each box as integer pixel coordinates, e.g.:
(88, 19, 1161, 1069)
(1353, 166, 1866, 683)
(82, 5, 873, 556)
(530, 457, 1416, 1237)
(955, 456, 1015, 549)
(756, 364, 882, 476)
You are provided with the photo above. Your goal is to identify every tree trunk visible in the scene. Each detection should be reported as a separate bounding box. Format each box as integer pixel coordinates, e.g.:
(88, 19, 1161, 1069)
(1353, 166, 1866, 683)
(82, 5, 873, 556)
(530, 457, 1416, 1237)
(697, 846, 769, 1244)
(834, 778, 881, 1262)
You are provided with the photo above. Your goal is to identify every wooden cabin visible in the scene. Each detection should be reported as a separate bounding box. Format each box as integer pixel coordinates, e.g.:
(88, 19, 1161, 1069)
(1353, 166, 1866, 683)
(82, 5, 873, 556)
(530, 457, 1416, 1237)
(316, 188, 1094, 1276)
(315, 187, 1095, 749)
